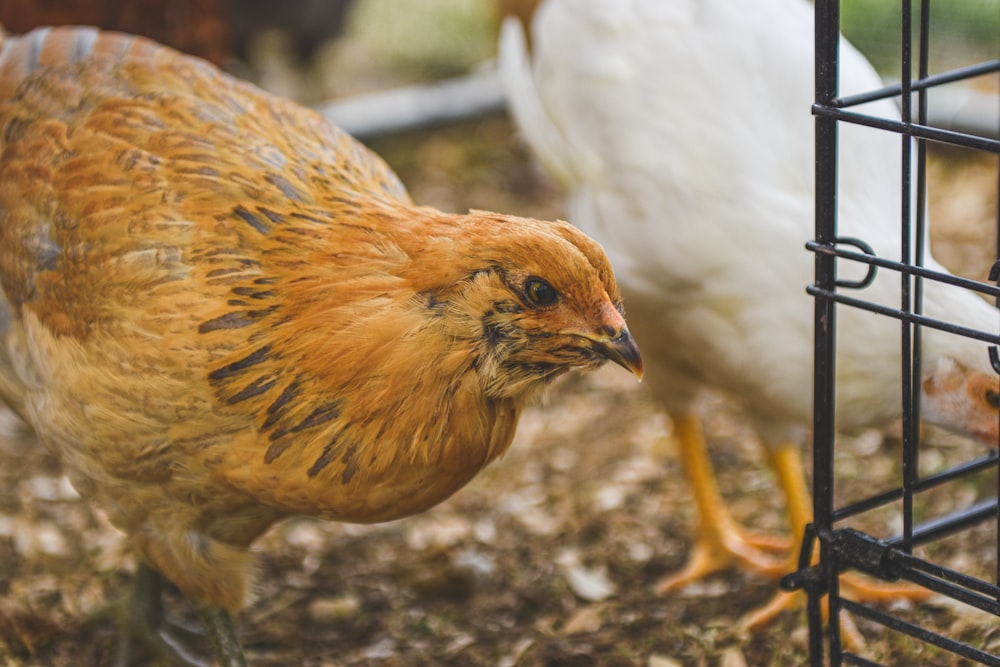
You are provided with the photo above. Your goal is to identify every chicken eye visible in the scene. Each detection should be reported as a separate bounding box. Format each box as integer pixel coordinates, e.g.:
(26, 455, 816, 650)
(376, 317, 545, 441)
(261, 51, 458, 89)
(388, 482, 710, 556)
(986, 388, 1000, 410)
(524, 277, 559, 308)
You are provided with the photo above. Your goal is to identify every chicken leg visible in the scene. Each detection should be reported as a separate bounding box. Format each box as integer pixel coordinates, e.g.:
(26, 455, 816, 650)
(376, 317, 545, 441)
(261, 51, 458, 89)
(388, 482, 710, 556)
(198, 606, 247, 667)
(657, 419, 930, 631)
(655, 413, 791, 595)
(744, 443, 930, 630)
(113, 562, 246, 667)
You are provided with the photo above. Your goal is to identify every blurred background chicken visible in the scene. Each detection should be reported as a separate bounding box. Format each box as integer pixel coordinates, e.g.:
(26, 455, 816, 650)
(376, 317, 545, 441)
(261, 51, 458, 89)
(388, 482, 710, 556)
(0, 0, 357, 104)
(0, 0, 355, 68)
(0, 24, 641, 666)
(500, 0, 1000, 628)
(0, 0, 235, 66)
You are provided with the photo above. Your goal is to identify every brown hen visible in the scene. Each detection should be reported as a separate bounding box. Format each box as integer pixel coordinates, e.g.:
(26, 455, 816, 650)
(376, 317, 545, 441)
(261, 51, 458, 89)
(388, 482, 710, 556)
(0, 26, 642, 665)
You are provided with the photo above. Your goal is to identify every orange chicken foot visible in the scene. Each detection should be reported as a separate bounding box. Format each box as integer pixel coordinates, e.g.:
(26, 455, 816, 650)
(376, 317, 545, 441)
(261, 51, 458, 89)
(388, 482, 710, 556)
(744, 444, 930, 634)
(656, 414, 790, 594)
(658, 423, 930, 643)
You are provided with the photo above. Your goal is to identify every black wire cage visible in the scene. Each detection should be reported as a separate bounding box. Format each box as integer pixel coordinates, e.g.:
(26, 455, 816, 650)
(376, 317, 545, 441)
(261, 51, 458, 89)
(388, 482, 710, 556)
(788, 1, 1000, 665)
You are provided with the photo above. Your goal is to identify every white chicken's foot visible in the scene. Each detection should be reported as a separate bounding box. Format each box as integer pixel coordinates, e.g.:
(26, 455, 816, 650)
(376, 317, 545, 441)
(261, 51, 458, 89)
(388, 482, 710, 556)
(656, 414, 792, 595)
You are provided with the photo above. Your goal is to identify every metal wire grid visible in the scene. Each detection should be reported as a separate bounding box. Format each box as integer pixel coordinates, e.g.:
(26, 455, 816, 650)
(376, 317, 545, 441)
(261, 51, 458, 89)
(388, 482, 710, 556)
(791, 1, 1000, 665)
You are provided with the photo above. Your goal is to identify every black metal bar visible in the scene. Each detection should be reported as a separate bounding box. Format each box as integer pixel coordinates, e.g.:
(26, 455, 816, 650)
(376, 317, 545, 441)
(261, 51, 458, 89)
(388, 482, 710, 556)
(829, 452, 998, 521)
(996, 136, 1000, 269)
(994, 43, 1000, 599)
(899, 0, 917, 556)
(807, 286, 1000, 346)
(812, 105, 1000, 153)
(785, 500, 1000, 596)
(900, 569, 1000, 615)
(806, 240, 1000, 299)
(898, 498, 999, 560)
(888, 530, 1000, 603)
(813, 0, 840, 663)
(901, 556, 998, 598)
(827, 503, 996, 582)
(808, 0, 1000, 664)
(843, 599, 1000, 666)
(833, 59, 1000, 109)
(911, 0, 931, 512)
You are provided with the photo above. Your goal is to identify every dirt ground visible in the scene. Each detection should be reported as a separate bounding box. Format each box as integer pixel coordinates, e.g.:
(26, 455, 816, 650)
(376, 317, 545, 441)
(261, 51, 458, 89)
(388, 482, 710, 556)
(1, 28, 999, 667)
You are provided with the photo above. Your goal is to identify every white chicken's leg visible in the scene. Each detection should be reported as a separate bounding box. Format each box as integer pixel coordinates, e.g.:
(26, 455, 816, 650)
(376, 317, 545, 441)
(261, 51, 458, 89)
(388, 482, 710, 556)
(743, 443, 931, 631)
(659, 426, 929, 631)
(656, 414, 790, 594)
(736, 444, 812, 629)
(767, 445, 811, 550)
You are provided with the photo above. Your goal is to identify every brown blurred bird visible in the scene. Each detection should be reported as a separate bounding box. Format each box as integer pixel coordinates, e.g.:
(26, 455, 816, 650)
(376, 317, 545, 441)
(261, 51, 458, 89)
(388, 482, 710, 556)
(0, 25, 642, 665)
(0, 0, 234, 65)
(0, 0, 356, 73)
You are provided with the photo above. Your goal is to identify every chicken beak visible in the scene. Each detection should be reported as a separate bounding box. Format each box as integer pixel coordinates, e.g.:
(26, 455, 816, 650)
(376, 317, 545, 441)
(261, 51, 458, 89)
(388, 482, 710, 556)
(586, 292, 643, 380)
(595, 326, 643, 381)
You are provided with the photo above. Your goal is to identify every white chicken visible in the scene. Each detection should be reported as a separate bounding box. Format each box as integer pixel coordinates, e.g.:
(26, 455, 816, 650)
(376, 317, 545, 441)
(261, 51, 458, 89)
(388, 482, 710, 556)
(499, 0, 1000, 625)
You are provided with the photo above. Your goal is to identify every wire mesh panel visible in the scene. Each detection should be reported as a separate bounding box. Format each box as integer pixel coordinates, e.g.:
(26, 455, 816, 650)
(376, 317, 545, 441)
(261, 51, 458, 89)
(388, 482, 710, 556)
(791, 1, 1000, 665)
